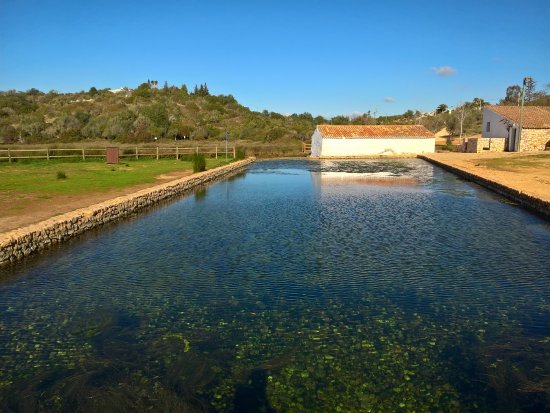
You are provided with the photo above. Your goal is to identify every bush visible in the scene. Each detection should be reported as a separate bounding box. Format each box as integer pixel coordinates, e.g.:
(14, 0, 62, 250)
(191, 153, 206, 172)
(235, 147, 246, 160)
(56, 171, 67, 179)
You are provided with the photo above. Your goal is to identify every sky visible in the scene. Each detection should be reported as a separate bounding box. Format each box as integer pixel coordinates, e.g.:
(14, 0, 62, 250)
(0, 0, 549, 117)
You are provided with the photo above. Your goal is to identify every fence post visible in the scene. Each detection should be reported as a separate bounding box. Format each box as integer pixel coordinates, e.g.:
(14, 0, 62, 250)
(196, 146, 199, 154)
(82, 148, 85, 160)
(136, 147, 139, 160)
(233, 146, 236, 159)
(156, 147, 159, 160)
(8, 149, 11, 163)
(176, 146, 179, 160)
(46, 148, 50, 161)
(215, 146, 218, 159)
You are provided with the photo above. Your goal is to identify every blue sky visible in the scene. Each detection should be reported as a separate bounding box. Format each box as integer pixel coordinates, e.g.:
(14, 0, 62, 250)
(1, 0, 549, 117)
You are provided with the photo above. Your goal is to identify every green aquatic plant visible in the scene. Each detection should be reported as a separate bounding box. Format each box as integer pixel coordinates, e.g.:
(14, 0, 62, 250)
(162, 333, 191, 352)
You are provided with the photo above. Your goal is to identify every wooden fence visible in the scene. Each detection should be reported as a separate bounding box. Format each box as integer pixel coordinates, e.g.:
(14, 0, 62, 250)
(0, 146, 236, 162)
(301, 142, 311, 153)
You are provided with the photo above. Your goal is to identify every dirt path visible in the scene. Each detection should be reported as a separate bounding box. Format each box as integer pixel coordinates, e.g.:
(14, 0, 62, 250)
(0, 170, 193, 233)
(421, 152, 550, 202)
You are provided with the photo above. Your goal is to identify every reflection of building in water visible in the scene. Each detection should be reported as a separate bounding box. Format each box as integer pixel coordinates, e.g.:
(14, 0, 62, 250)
(310, 125, 435, 157)
(314, 172, 418, 186)
(310, 159, 434, 196)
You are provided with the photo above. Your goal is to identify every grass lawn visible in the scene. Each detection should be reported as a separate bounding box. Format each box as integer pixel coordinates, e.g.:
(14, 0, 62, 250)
(0, 158, 232, 195)
(476, 153, 550, 172)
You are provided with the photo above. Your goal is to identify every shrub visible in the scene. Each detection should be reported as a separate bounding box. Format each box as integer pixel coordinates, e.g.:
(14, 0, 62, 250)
(56, 171, 67, 179)
(235, 147, 246, 160)
(191, 153, 206, 172)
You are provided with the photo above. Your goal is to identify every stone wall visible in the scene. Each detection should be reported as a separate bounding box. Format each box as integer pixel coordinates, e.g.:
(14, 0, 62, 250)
(0, 158, 254, 265)
(520, 129, 550, 152)
(466, 137, 506, 153)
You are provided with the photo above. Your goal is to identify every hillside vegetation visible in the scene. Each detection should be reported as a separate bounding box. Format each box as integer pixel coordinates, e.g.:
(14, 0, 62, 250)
(0, 83, 316, 145)
(1, 79, 547, 146)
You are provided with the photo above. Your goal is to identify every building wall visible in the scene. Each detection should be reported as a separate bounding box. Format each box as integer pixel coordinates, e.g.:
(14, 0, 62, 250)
(520, 129, 550, 152)
(466, 137, 507, 153)
(310, 129, 323, 157)
(482, 108, 511, 139)
(318, 137, 435, 157)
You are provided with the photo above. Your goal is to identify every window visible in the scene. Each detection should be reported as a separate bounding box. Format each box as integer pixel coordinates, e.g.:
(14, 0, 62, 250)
(486, 122, 490, 132)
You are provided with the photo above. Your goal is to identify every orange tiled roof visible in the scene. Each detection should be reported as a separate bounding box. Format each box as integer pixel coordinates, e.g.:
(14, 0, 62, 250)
(317, 125, 434, 138)
(488, 106, 550, 129)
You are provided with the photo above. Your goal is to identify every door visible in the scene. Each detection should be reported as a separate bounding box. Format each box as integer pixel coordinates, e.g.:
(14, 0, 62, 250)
(508, 128, 517, 151)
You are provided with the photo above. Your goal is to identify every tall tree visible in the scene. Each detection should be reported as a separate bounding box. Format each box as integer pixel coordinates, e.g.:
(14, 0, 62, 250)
(436, 104, 448, 114)
(501, 85, 521, 105)
(524, 77, 536, 102)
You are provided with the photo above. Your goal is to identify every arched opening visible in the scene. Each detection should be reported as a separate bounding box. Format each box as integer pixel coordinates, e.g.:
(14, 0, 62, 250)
(545, 140, 550, 151)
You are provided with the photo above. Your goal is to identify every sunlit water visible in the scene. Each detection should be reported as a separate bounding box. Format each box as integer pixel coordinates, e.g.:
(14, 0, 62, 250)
(0, 159, 548, 412)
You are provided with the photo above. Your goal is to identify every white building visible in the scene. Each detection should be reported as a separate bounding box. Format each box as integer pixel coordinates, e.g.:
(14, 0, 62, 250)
(478, 106, 550, 152)
(310, 125, 435, 157)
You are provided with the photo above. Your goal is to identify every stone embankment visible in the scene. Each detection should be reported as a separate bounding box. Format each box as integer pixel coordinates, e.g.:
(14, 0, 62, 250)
(419, 154, 550, 220)
(0, 158, 254, 265)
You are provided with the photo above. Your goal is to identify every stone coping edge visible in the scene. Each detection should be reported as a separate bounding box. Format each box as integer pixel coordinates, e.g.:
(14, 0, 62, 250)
(311, 154, 422, 159)
(418, 155, 550, 221)
(0, 158, 255, 265)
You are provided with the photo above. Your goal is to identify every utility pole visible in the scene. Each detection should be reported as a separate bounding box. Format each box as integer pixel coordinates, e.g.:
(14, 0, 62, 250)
(517, 77, 531, 152)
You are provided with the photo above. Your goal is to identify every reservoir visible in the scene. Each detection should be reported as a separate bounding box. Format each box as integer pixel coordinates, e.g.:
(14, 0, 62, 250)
(0, 159, 548, 412)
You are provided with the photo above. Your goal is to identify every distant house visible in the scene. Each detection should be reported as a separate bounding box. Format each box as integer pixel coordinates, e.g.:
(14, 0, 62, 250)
(468, 106, 550, 152)
(310, 125, 435, 157)
(108, 87, 132, 95)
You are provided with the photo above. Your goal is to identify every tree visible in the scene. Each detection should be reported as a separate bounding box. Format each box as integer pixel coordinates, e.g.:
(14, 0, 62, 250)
(436, 104, 448, 114)
(163, 81, 169, 91)
(141, 103, 169, 137)
(500, 85, 521, 105)
(26, 88, 42, 95)
(88, 87, 98, 96)
(471, 97, 488, 110)
(133, 82, 152, 98)
(331, 115, 349, 124)
(524, 77, 536, 102)
(180, 84, 188, 95)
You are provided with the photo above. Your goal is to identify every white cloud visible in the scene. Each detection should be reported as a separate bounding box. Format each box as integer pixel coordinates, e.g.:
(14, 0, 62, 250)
(384, 96, 395, 102)
(432, 66, 457, 76)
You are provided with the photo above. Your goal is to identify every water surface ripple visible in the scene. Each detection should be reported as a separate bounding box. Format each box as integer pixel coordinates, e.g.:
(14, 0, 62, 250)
(0, 159, 549, 412)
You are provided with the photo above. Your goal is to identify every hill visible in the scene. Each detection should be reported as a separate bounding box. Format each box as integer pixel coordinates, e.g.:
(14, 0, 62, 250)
(0, 83, 316, 145)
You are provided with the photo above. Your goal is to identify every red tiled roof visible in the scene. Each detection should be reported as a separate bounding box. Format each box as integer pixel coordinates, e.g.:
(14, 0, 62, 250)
(317, 125, 434, 138)
(488, 106, 550, 129)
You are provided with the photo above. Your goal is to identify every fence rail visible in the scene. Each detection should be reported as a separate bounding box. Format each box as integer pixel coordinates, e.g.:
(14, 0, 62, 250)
(0, 146, 236, 162)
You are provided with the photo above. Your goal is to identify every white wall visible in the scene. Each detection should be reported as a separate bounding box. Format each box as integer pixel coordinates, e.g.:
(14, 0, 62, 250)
(482, 108, 513, 138)
(318, 137, 434, 156)
(310, 129, 323, 157)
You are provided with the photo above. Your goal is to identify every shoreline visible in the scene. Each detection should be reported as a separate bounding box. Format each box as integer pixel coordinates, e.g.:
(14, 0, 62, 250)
(418, 154, 550, 220)
(0, 158, 254, 266)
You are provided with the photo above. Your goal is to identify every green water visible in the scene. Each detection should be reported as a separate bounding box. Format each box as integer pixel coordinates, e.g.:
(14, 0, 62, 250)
(0, 159, 548, 412)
